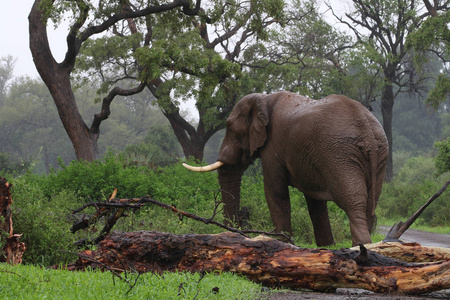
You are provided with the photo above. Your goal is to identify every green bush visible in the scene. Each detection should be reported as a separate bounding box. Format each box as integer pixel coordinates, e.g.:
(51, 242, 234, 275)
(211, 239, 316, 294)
(9, 177, 80, 265)
(378, 155, 449, 226)
(434, 138, 450, 176)
(39, 154, 155, 201)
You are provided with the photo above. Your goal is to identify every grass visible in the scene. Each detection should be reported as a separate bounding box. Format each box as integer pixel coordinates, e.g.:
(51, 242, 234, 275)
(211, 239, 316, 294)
(0, 264, 264, 300)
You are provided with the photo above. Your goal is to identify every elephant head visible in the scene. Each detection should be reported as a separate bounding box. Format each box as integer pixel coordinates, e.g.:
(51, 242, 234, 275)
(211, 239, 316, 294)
(183, 94, 269, 226)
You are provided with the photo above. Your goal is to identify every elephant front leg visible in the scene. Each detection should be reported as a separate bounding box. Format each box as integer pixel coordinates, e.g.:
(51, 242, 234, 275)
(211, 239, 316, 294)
(305, 196, 335, 247)
(263, 176, 292, 234)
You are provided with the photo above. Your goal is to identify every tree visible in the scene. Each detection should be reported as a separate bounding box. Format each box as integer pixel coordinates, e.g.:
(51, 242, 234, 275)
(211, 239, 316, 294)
(434, 138, 450, 176)
(0, 76, 74, 173)
(0, 73, 165, 173)
(29, 0, 207, 162)
(238, 0, 354, 99)
(328, 0, 450, 181)
(0, 56, 15, 106)
(74, 0, 287, 161)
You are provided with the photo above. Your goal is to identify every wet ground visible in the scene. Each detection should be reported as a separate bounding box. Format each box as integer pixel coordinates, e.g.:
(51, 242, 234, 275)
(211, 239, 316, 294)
(377, 226, 450, 248)
(262, 226, 450, 300)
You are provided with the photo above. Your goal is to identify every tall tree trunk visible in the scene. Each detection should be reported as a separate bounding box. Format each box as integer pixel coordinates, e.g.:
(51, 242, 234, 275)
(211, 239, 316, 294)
(164, 110, 206, 161)
(381, 73, 395, 182)
(29, 1, 98, 162)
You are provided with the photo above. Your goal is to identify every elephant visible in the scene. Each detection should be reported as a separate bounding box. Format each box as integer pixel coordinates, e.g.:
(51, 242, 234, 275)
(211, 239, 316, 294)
(183, 91, 388, 246)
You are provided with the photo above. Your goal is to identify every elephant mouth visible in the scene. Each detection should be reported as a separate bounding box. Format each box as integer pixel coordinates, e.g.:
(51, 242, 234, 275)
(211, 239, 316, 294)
(182, 161, 224, 172)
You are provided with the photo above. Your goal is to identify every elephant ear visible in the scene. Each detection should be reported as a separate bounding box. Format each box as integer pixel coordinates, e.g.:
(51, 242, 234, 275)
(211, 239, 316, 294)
(249, 95, 269, 156)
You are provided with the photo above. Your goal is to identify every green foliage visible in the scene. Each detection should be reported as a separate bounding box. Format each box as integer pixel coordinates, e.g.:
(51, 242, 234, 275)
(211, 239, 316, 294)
(9, 177, 79, 265)
(7, 154, 357, 266)
(434, 138, 450, 176)
(378, 156, 449, 227)
(241, 0, 353, 99)
(39, 154, 155, 201)
(8, 151, 449, 266)
(392, 93, 443, 155)
(0, 264, 262, 299)
(406, 10, 450, 54)
(0, 152, 32, 175)
(427, 74, 450, 109)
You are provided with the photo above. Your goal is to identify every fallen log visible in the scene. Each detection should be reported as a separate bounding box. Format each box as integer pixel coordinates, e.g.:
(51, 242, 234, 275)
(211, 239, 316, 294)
(64, 231, 450, 294)
(353, 241, 450, 263)
(0, 177, 25, 265)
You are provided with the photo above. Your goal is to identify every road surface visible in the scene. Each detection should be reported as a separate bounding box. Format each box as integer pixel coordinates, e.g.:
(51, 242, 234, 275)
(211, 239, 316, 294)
(377, 225, 450, 248)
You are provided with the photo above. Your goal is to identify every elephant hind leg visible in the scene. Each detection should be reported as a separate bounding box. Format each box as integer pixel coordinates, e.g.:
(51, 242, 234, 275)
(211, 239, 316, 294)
(305, 196, 335, 247)
(337, 194, 372, 246)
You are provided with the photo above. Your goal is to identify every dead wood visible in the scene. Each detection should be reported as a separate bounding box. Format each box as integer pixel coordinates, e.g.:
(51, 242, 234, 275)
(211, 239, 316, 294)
(63, 231, 450, 294)
(353, 241, 450, 263)
(71, 195, 294, 246)
(385, 179, 450, 241)
(0, 177, 25, 265)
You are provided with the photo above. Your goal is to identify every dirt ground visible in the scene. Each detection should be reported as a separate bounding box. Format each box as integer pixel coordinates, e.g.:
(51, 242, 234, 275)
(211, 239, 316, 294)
(260, 226, 450, 300)
(262, 288, 450, 299)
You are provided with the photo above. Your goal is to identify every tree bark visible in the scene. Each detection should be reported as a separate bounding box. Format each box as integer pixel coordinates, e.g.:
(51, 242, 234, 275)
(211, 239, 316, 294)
(359, 241, 450, 263)
(64, 231, 450, 294)
(0, 177, 25, 265)
(381, 80, 394, 182)
(29, 0, 98, 161)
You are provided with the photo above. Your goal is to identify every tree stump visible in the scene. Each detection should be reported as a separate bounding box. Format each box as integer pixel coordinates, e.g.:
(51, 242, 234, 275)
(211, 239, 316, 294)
(64, 231, 450, 294)
(0, 177, 25, 265)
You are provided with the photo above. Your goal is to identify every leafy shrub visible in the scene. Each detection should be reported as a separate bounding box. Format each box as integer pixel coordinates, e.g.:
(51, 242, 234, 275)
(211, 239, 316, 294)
(378, 156, 449, 226)
(39, 153, 155, 201)
(9, 177, 79, 265)
(434, 138, 450, 176)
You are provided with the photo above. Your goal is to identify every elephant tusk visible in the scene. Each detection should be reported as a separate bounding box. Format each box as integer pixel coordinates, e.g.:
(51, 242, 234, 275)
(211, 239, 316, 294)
(182, 161, 224, 172)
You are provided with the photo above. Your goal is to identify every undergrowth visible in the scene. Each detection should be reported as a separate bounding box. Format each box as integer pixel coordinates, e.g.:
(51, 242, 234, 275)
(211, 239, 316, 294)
(3, 153, 448, 266)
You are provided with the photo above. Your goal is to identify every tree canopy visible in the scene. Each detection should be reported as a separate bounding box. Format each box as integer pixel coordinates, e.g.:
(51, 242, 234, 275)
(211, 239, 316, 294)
(328, 0, 450, 181)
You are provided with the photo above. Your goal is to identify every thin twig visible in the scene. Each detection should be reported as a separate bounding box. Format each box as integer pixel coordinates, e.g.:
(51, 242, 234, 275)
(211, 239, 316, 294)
(72, 195, 295, 244)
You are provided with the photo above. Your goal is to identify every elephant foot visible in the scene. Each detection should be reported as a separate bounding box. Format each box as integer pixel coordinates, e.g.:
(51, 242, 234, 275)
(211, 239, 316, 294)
(315, 235, 335, 247)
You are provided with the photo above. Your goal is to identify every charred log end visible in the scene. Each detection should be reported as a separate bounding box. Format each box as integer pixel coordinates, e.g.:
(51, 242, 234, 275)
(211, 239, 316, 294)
(355, 244, 369, 264)
(0, 234, 26, 265)
(0, 177, 25, 265)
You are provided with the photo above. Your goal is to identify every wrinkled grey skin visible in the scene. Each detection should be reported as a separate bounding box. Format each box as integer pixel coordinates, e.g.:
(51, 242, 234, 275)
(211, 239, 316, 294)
(217, 91, 388, 246)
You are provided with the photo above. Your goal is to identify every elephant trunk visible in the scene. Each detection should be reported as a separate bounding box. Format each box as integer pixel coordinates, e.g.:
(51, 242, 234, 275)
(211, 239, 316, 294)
(218, 167, 244, 227)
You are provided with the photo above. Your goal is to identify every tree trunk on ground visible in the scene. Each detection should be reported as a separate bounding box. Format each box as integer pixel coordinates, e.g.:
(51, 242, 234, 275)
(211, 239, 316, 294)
(358, 241, 450, 263)
(0, 177, 25, 265)
(64, 231, 450, 294)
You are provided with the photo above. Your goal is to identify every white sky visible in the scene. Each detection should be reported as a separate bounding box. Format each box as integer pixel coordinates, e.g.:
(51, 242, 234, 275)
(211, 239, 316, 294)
(0, 0, 67, 78)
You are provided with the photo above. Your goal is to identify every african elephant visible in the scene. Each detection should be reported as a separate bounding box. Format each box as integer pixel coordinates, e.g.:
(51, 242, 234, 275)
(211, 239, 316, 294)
(183, 91, 388, 246)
